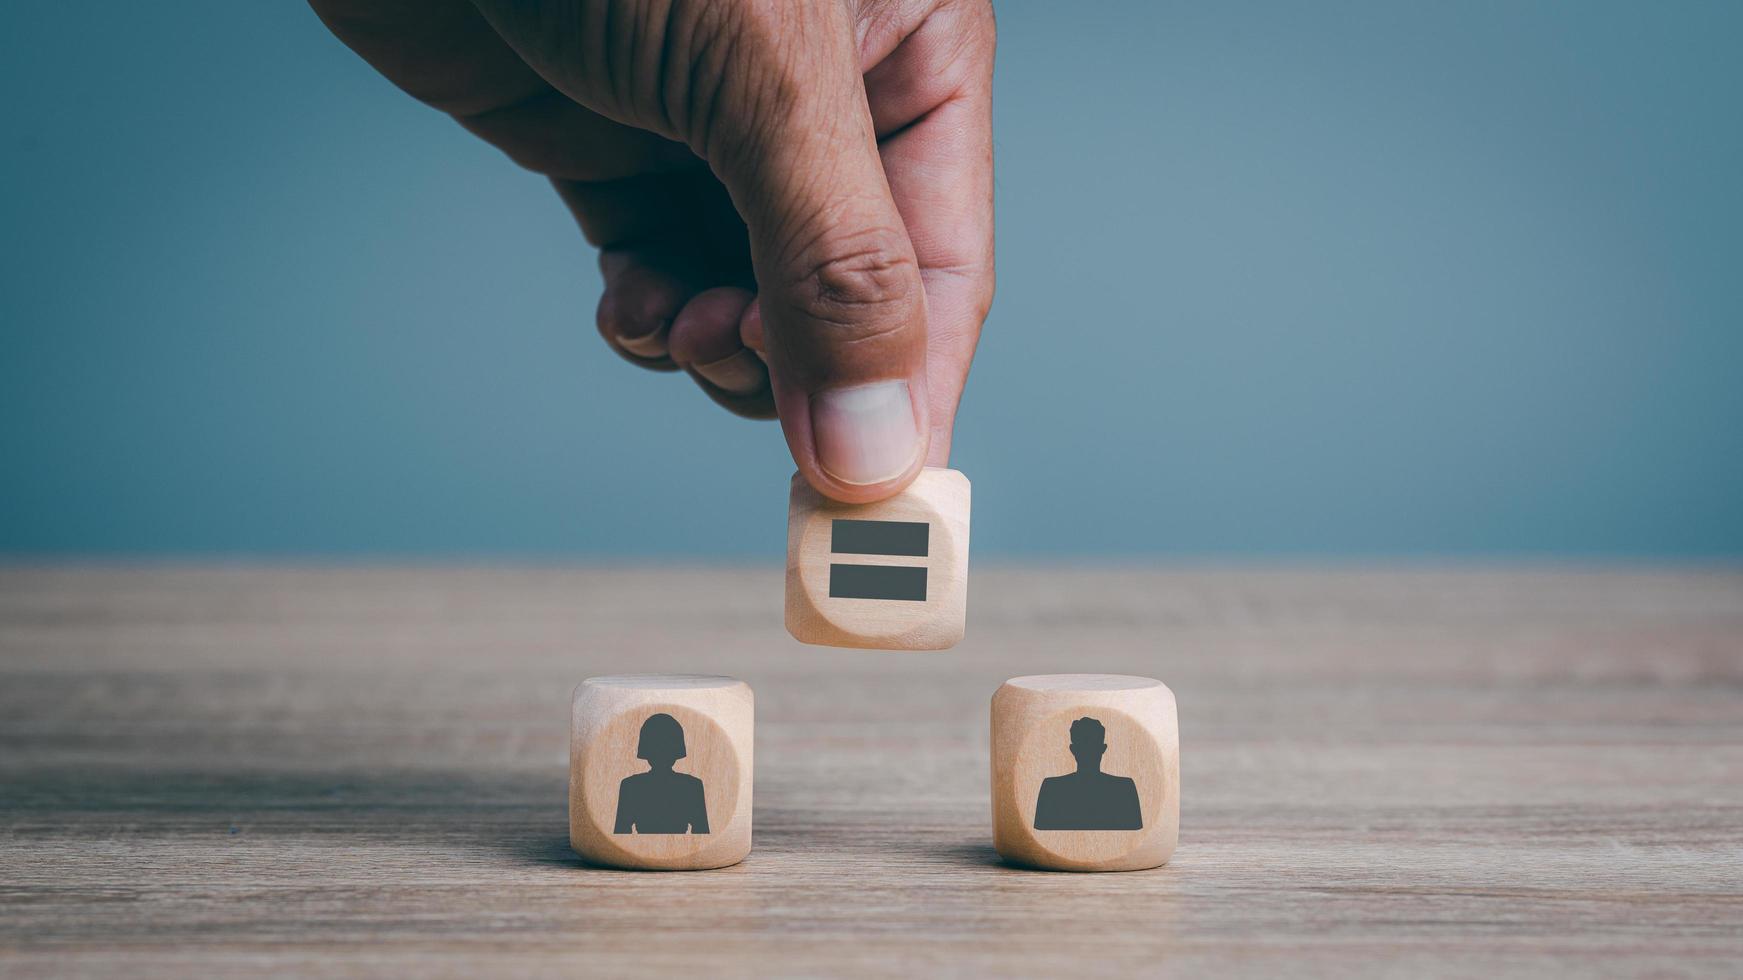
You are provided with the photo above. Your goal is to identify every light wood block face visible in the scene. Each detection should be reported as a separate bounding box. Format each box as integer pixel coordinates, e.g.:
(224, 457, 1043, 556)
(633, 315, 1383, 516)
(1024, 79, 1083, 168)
(991, 674, 1179, 872)
(569, 674, 753, 870)
(785, 467, 971, 650)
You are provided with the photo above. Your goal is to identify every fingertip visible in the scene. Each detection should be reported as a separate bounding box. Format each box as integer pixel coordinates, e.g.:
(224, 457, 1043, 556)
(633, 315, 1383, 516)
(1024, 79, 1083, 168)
(773, 376, 932, 505)
(738, 298, 765, 354)
(671, 287, 774, 414)
(671, 287, 767, 397)
(669, 288, 755, 368)
(793, 444, 929, 505)
(595, 249, 692, 363)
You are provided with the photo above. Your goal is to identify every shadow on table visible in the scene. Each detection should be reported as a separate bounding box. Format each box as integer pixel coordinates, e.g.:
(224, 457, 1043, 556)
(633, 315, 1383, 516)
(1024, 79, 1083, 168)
(502, 833, 588, 868)
(11, 767, 1060, 873)
(496, 829, 1005, 871)
(915, 840, 1006, 868)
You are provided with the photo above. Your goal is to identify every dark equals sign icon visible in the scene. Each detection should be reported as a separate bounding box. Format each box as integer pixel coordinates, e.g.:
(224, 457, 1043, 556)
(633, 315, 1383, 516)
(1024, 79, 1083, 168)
(829, 519, 929, 601)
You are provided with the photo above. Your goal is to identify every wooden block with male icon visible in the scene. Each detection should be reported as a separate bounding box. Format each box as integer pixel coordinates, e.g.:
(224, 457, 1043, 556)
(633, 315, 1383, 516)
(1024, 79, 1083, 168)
(569, 674, 754, 870)
(785, 467, 971, 650)
(991, 674, 1180, 872)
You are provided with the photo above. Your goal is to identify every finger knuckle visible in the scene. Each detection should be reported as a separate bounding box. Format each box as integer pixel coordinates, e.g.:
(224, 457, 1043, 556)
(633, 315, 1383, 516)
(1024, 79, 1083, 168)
(970, 269, 996, 324)
(789, 227, 919, 333)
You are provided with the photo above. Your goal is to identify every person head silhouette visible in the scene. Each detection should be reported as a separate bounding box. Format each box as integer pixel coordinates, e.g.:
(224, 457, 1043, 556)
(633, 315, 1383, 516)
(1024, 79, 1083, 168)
(1068, 716, 1107, 773)
(636, 713, 687, 771)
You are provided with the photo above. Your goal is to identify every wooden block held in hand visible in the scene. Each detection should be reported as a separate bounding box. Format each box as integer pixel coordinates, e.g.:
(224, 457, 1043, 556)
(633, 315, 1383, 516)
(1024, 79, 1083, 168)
(991, 674, 1179, 872)
(785, 467, 971, 650)
(569, 674, 753, 870)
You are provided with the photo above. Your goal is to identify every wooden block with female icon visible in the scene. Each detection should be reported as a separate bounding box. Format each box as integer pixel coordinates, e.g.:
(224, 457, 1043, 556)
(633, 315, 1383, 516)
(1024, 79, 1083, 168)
(785, 467, 971, 650)
(569, 674, 754, 870)
(991, 674, 1179, 872)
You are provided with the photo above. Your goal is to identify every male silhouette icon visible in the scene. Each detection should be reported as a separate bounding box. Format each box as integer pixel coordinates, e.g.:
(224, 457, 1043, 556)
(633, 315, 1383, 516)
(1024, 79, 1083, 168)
(614, 713, 709, 835)
(1033, 716, 1143, 831)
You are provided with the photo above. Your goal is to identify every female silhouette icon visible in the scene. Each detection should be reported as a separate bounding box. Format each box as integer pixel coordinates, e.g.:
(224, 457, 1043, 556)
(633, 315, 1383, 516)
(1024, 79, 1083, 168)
(613, 713, 709, 834)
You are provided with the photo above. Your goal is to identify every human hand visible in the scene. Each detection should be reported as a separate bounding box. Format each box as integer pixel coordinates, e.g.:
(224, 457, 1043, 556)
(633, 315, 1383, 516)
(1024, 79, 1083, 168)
(310, 0, 995, 502)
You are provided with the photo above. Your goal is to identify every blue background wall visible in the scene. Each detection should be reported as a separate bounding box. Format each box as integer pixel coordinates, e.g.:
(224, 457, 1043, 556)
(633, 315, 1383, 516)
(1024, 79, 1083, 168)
(3, 1, 1739, 557)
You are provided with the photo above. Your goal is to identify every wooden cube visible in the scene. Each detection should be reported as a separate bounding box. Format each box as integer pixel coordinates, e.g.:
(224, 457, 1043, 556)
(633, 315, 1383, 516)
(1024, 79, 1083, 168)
(569, 674, 753, 870)
(785, 467, 971, 650)
(991, 674, 1179, 871)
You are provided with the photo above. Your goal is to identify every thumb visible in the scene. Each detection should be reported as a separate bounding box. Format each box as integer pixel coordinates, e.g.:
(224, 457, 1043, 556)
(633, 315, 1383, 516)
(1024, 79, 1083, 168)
(708, 8, 929, 504)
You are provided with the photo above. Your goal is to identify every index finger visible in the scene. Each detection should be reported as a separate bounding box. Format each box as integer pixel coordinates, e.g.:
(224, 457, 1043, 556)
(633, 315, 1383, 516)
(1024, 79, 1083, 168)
(862, 1, 996, 466)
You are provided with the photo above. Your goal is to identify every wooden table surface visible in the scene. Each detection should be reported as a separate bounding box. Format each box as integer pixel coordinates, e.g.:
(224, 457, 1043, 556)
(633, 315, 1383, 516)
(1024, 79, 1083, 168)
(2, 566, 1740, 977)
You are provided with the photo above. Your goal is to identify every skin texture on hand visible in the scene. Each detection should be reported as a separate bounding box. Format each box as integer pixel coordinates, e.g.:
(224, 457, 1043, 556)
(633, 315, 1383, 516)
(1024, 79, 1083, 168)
(309, 0, 995, 503)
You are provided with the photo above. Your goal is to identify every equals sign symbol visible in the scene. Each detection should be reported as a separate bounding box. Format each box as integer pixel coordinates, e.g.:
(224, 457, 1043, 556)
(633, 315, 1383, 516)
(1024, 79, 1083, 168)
(828, 519, 930, 601)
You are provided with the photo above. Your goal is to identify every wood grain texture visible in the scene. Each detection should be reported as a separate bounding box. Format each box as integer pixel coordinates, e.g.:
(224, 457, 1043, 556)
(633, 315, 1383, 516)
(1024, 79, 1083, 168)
(786, 467, 970, 649)
(992, 674, 1179, 871)
(2, 565, 1741, 978)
